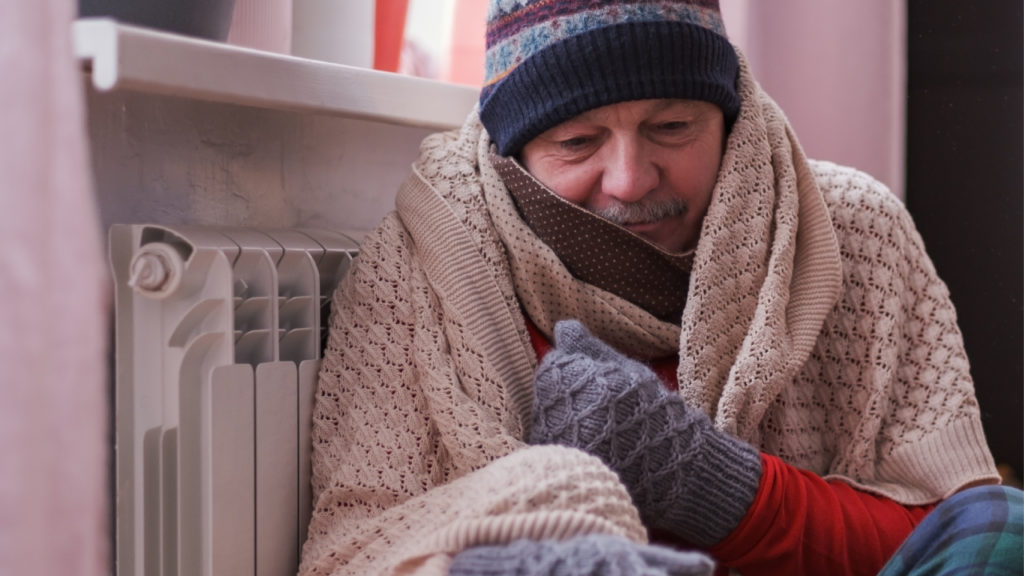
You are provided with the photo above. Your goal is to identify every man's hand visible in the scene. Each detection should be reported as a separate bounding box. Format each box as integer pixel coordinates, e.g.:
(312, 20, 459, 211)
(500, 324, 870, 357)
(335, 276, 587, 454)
(450, 534, 714, 576)
(529, 320, 762, 548)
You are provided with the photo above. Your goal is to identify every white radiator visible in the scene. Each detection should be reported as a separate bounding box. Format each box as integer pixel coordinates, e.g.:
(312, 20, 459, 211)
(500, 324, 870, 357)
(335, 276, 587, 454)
(110, 224, 360, 576)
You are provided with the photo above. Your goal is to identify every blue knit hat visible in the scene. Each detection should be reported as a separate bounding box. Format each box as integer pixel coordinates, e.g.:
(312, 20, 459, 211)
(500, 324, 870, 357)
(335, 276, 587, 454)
(480, 0, 740, 157)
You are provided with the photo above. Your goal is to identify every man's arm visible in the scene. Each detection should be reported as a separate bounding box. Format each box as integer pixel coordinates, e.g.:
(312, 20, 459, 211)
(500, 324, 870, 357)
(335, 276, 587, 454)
(529, 319, 939, 576)
(707, 455, 935, 576)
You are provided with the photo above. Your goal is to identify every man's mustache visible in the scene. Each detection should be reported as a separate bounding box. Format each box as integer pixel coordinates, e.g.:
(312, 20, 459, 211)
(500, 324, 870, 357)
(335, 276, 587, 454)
(590, 198, 688, 226)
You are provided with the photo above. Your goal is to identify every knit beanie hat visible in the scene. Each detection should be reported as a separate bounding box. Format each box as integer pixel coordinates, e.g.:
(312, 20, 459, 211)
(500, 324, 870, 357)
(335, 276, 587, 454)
(480, 0, 740, 157)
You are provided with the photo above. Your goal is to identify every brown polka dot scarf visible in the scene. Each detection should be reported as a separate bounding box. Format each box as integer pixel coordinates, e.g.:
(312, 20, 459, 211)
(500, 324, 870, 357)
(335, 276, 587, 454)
(490, 153, 694, 323)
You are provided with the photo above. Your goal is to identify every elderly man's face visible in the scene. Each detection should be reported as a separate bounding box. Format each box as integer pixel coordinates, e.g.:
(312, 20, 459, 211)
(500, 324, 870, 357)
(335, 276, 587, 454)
(520, 99, 725, 253)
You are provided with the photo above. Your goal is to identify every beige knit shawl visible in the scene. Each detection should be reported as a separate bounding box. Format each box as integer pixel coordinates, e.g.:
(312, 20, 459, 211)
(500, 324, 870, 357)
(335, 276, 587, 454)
(301, 58, 998, 576)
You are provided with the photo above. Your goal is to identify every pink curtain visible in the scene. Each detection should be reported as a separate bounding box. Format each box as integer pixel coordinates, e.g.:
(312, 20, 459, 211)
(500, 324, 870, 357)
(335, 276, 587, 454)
(722, 0, 906, 198)
(0, 1, 108, 575)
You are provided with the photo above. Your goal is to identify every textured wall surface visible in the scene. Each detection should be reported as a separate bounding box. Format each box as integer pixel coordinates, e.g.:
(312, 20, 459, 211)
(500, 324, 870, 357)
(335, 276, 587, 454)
(86, 85, 438, 237)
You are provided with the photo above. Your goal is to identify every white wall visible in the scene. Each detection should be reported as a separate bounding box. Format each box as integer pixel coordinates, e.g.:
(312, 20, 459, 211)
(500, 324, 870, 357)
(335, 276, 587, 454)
(86, 88, 434, 236)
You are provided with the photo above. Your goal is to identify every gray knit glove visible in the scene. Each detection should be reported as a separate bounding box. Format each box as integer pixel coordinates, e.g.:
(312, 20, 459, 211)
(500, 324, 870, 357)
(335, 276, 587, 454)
(449, 534, 714, 576)
(529, 320, 762, 548)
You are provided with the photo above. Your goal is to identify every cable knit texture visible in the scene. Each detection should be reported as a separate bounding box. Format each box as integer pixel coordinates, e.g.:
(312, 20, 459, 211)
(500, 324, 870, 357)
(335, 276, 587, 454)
(450, 534, 713, 576)
(531, 320, 762, 548)
(300, 52, 999, 575)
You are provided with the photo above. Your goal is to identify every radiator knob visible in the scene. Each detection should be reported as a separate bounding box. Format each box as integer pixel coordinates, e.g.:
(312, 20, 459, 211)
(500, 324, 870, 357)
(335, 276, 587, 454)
(128, 243, 184, 298)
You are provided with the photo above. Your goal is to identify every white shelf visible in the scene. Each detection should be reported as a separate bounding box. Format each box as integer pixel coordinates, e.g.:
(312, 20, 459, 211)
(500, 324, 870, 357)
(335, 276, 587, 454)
(73, 18, 479, 130)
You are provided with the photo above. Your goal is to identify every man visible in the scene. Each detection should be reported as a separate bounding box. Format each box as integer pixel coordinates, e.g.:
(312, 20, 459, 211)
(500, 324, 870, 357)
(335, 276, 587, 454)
(298, 2, 1020, 575)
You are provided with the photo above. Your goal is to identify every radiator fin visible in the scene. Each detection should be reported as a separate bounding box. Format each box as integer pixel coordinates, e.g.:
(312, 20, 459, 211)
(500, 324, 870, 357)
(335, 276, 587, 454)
(110, 224, 359, 576)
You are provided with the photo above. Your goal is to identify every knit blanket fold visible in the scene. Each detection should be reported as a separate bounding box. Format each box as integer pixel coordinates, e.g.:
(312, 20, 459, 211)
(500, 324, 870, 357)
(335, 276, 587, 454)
(302, 209, 647, 576)
(301, 50, 998, 575)
(676, 63, 846, 440)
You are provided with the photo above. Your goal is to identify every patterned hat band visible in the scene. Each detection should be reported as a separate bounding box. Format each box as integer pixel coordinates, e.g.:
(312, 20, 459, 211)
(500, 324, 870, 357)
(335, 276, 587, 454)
(480, 21, 740, 156)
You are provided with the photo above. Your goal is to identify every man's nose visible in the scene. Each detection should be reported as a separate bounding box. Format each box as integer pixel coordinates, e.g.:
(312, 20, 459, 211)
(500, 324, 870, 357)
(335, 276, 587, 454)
(600, 138, 659, 203)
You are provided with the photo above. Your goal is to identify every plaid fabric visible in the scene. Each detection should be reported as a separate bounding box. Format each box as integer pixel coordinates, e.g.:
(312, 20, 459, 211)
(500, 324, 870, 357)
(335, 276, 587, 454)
(879, 485, 1023, 576)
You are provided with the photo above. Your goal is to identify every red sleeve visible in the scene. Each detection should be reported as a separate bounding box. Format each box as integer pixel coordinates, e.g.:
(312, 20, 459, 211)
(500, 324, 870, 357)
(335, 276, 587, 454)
(706, 454, 936, 576)
(524, 316, 935, 575)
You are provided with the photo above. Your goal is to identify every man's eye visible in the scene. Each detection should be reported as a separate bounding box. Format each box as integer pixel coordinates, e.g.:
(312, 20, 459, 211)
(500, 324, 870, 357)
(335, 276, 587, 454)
(656, 121, 689, 132)
(559, 136, 592, 150)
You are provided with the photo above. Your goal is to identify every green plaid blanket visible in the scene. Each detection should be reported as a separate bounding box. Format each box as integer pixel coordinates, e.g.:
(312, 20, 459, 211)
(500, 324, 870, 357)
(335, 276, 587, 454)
(880, 485, 1023, 575)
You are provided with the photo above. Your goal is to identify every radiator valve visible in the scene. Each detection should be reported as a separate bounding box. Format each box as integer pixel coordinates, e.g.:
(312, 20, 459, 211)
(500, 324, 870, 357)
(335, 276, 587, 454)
(128, 243, 184, 298)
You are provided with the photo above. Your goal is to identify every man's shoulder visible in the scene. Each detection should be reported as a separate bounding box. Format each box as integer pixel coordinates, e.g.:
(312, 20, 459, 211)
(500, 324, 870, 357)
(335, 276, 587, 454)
(808, 159, 910, 228)
(807, 159, 924, 276)
(348, 210, 417, 268)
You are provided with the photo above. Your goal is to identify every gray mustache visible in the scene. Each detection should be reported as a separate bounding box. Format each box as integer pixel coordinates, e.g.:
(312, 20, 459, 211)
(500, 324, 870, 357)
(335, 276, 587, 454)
(590, 199, 688, 226)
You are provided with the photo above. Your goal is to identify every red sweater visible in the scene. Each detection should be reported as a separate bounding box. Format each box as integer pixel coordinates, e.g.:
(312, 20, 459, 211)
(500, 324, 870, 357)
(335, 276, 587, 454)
(525, 320, 935, 576)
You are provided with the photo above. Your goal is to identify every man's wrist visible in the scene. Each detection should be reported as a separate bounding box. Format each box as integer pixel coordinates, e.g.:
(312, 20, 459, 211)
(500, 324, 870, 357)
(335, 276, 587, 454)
(655, 428, 763, 548)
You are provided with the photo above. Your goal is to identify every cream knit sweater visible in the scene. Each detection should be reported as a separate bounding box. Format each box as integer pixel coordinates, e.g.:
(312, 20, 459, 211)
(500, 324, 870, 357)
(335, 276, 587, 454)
(299, 60, 999, 576)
